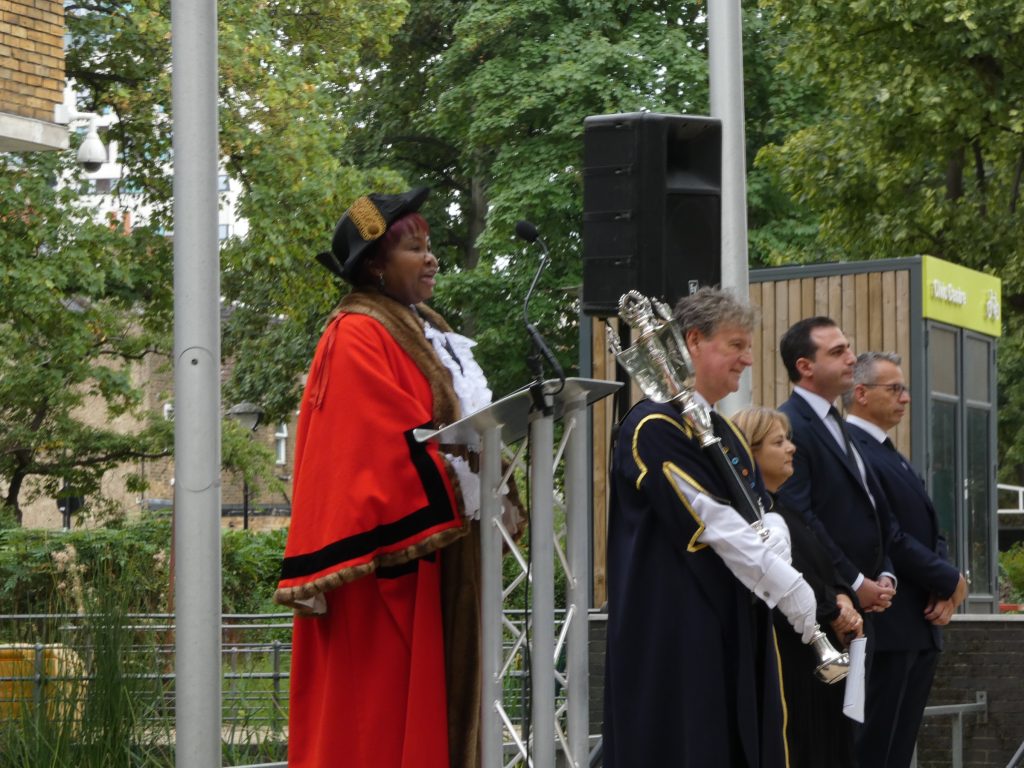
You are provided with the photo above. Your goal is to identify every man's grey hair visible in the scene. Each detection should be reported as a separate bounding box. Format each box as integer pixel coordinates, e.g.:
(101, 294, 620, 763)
(672, 286, 756, 338)
(841, 351, 902, 409)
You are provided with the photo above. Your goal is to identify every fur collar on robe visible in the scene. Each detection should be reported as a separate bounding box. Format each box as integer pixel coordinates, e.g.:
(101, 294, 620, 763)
(274, 289, 470, 610)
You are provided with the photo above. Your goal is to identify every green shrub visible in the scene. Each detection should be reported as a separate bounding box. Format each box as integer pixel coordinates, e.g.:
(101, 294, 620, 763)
(0, 517, 289, 629)
(1000, 542, 1024, 603)
(222, 527, 289, 615)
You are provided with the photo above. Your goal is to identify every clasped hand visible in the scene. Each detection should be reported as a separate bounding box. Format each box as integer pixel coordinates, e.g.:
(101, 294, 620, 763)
(856, 575, 896, 613)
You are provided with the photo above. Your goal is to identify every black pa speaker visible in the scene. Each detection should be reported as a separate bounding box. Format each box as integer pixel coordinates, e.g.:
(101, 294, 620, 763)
(582, 112, 722, 316)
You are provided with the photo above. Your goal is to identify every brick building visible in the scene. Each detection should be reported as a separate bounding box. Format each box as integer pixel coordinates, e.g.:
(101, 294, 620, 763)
(17, 339, 298, 531)
(0, 0, 67, 151)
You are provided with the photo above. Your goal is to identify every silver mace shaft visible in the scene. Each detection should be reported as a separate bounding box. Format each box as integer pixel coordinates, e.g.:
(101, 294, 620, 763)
(607, 291, 851, 684)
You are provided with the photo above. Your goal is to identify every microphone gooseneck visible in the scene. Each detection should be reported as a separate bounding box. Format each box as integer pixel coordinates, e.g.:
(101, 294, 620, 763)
(516, 219, 565, 403)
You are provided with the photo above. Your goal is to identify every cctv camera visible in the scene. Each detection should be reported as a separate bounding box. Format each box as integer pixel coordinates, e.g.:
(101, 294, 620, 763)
(77, 126, 107, 173)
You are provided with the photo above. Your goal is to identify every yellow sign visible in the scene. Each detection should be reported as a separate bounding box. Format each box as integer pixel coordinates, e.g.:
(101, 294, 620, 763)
(921, 255, 1002, 337)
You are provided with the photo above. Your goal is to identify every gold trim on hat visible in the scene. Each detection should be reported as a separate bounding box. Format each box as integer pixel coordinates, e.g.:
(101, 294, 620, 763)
(348, 196, 387, 241)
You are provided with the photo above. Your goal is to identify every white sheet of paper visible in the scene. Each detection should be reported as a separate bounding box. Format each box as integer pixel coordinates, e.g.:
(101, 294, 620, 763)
(843, 636, 867, 723)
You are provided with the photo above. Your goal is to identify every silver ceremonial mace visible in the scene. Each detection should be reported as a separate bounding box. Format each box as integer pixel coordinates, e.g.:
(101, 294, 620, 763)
(608, 290, 849, 684)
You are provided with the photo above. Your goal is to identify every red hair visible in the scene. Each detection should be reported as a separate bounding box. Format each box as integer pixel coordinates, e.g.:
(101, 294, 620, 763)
(353, 212, 430, 287)
(377, 212, 430, 257)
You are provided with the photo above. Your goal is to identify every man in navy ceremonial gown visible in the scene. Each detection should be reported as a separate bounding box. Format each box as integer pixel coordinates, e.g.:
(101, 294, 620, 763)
(603, 288, 819, 768)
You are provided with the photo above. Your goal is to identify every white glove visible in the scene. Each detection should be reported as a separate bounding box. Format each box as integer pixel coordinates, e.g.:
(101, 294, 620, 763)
(445, 454, 480, 520)
(759, 512, 792, 564)
(776, 578, 817, 644)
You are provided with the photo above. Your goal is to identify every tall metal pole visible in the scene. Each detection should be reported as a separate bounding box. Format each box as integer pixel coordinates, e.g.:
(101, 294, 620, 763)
(530, 407, 556, 768)
(478, 426, 504, 768)
(708, 0, 753, 412)
(171, 0, 221, 764)
(564, 402, 589, 768)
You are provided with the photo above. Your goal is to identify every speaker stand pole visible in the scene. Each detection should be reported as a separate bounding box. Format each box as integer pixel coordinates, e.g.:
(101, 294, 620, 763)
(708, 0, 752, 412)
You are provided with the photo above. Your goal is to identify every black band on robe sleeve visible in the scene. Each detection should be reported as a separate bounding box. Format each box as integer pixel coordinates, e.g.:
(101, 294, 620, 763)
(280, 422, 455, 580)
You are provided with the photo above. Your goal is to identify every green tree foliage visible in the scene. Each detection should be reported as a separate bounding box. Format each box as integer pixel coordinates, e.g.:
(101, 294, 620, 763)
(0, 152, 173, 524)
(216, 0, 413, 421)
(0, 0, 182, 523)
(337, 1, 818, 395)
(742, 6, 825, 266)
(344, 0, 718, 396)
(26, 0, 990, 523)
(0, 517, 172, 622)
(65, 0, 414, 425)
(2, 0, 408, 519)
(755, 0, 1024, 473)
(48, 0, 814, 453)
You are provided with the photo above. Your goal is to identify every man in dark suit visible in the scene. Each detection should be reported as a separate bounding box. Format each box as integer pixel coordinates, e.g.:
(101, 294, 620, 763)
(777, 317, 896, 613)
(844, 351, 967, 768)
(776, 317, 897, 767)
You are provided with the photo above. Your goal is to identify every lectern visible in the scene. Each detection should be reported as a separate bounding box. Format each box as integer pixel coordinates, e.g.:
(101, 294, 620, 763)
(416, 377, 621, 768)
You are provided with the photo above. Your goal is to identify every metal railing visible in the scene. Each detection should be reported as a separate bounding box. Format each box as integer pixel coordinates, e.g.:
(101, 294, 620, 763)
(5, 613, 1006, 768)
(0, 609, 567, 758)
(998, 483, 1024, 517)
(910, 691, 988, 768)
(577, 691, 992, 768)
(0, 612, 292, 741)
(1007, 737, 1024, 768)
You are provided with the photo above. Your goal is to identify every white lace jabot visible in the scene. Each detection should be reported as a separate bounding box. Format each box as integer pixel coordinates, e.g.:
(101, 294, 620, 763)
(422, 321, 492, 417)
(422, 319, 495, 521)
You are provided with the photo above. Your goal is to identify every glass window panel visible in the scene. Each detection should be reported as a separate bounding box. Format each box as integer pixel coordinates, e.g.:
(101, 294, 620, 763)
(965, 337, 991, 403)
(966, 406, 992, 595)
(929, 398, 958, 566)
(929, 327, 958, 395)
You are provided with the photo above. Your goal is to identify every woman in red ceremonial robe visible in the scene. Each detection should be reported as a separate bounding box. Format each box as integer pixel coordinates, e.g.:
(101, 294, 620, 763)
(275, 188, 517, 768)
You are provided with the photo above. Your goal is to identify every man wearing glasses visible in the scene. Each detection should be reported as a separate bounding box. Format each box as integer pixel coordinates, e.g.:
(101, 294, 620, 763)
(844, 351, 967, 768)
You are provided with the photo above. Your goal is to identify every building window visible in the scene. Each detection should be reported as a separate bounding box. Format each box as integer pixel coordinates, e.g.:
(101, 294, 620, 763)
(218, 174, 230, 191)
(275, 422, 288, 465)
(218, 223, 231, 240)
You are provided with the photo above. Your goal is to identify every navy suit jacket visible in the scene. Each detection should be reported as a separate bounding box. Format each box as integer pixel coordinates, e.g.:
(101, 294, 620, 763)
(777, 393, 893, 588)
(847, 423, 961, 652)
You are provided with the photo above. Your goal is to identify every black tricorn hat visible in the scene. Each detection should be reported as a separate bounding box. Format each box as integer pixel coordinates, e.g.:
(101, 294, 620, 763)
(316, 187, 430, 282)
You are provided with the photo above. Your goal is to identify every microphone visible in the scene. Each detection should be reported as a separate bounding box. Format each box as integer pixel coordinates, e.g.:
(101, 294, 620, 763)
(515, 219, 540, 243)
(515, 220, 565, 393)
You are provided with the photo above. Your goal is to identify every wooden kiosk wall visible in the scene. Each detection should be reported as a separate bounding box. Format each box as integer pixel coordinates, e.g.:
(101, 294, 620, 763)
(590, 263, 916, 604)
(749, 268, 914, 454)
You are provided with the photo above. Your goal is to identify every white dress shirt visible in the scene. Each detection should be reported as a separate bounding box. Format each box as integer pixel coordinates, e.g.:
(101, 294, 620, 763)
(664, 393, 803, 607)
